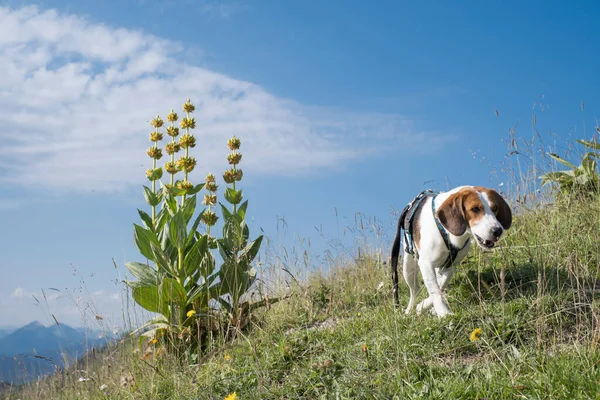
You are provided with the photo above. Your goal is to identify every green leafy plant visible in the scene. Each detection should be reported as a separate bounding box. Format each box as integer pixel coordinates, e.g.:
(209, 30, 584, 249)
(539, 131, 600, 199)
(124, 99, 264, 354)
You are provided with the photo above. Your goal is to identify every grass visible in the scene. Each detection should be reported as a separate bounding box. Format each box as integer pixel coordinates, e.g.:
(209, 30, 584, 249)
(4, 189, 600, 399)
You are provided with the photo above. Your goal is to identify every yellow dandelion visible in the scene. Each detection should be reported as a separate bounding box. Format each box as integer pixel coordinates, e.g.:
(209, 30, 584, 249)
(149, 338, 158, 345)
(187, 310, 196, 318)
(470, 327, 483, 342)
(361, 344, 368, 353)
(224, 393, 237, 400)
(224, 354, 231, 360)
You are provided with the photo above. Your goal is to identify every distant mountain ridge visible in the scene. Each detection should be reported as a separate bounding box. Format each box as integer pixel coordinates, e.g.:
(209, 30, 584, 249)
(0, 329, 15, 341)
(0, 321, 113, 384)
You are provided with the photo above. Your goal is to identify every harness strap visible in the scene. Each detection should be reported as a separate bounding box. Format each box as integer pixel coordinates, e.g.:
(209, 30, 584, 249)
(401, 189, 435, 259)
(401, 190, 470, 269)
(431, 194, 470, 269)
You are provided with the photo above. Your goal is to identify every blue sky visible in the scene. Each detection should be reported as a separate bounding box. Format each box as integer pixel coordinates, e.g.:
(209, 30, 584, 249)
(0, 0, 598, 328)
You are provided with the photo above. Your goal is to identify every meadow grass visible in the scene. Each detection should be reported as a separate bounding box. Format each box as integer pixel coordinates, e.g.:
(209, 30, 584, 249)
(5, 189, 600, 399)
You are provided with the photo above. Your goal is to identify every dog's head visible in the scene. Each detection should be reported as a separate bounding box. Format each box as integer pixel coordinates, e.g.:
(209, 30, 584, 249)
(436, 186, 512, 249)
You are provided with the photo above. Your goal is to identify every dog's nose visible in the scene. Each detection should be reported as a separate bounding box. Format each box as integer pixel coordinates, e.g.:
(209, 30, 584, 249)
(492, 226, 503, 238)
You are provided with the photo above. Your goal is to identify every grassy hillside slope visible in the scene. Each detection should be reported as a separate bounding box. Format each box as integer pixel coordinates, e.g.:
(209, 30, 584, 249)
(5, 194, 600, 399)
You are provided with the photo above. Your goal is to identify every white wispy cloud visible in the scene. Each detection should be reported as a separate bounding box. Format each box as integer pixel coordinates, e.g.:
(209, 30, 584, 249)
(0, 5, 447, 194)
(11, 287, 62, 301)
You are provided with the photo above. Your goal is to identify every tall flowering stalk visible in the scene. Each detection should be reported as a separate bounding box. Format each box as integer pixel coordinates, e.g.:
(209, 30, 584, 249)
(223, 136, 243, 213)
(164, 110, 181, 188)
(177, 99, 197, 206)
(146, 115, 164, 225)
(202, 173, 219, 244)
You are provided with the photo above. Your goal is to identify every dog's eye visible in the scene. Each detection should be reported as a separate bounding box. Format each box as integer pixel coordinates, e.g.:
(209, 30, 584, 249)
(471, 207, 480, 213)
(491, 205, 498, 213)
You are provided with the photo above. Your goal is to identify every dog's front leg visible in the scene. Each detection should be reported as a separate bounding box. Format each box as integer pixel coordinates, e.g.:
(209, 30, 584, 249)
(416, 260, 452, 317)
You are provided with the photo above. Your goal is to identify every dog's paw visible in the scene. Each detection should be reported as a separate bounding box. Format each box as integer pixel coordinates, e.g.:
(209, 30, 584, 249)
(434, 308, 453, 318)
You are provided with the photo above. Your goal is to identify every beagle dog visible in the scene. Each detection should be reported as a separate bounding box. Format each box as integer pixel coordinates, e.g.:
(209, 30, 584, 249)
(390, 186, 512, 317)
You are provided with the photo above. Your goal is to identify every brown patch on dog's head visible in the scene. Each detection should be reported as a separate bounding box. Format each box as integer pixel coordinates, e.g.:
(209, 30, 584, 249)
(436, 188, 485, 236)
(474, 186, 513, 229)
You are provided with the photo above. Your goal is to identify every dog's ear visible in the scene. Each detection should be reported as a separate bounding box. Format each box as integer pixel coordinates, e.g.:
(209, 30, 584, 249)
(487, 189, 512, 229)
(436, 192, 468, 236)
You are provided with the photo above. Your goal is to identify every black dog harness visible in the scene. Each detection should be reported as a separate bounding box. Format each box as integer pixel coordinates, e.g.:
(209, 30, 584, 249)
(400, 189, 470, 269)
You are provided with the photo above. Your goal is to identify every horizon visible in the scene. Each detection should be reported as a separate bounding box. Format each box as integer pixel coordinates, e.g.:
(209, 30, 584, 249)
(0, 0, 599, 328)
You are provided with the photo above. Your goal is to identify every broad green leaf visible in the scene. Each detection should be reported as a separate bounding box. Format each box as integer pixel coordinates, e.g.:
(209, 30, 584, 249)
(217, 239, 233, 262)
(134, 224, 160, 261)
(183, 236, 203, 276)
(548, 153, 576, 169)
(132, 285, 163, 314)
(187, 274, 220, 305)
(240, 235, 264, 264)
(143, 186, 161, 207)
(147, 168, 163, 181)
(241, 223, 250, 247)
(169, 211, 188, 250)
(125, 262, 158, 285)
(224, 188, 243, 205)
(184, 235, 212, 277)
(187, 209, 206, 246)
(168, 183, 187, 197)
(187, 183, 205, 195)
(164, 193, 179, 214)
(124, 279, 146, 289)
(160, 277, 187, 305)
(237, 200, 248, 220)
(576, 139, 600, 150)
(155, 207, 170, 234)
(150, 241, 173, 276)
(137, 209, 153, 230)
(220, 203, 233, 221)
(222, 215, 242, 251)
(181, 195, 197, 224)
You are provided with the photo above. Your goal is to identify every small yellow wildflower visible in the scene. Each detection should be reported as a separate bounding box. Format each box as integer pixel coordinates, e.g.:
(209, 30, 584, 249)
(183, 98, 196, 113)
(226, 151, 242, 165)
(224, 354, 231, 360)
(176, 180, 193, 191)
(167, 109, 179, 122)
(224, 393, 237, 400)
(149, 338, 158, 345)
(187, 310, 196, 318)
(470, 327, 483, 342)
(150, 115, 164, 128)
(361, 344, 368, 353)
(205, 173, 216, 183)
(227, 136, 241, 150)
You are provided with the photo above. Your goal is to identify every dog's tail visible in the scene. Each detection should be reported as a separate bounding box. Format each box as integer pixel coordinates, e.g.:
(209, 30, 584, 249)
(391, 206, 408, 309)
